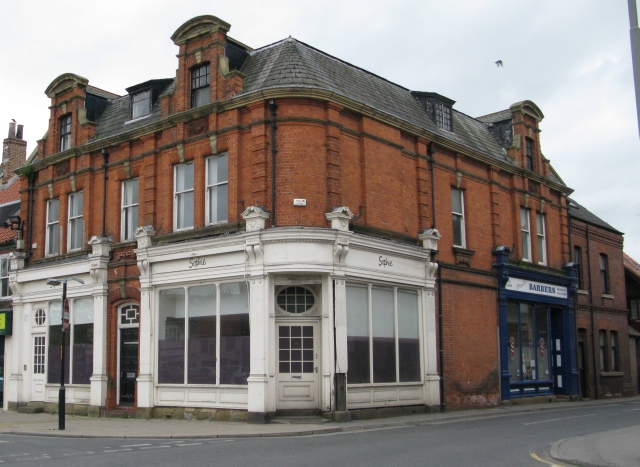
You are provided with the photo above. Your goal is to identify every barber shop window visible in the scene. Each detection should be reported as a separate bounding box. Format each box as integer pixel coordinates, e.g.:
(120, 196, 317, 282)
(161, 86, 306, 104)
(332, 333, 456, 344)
(191, 64, 210, 108)
(47, 298, 93, 385)
(346, 283, 421, 384)
(506, 302, 550, 383)
(158, 281, 249, 385)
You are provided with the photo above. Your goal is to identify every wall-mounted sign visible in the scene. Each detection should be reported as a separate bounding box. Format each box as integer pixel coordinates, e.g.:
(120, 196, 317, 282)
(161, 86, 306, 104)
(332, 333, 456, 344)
(378, 256, 393, 267)
(293, 199, 306, 206)
(188, 257, 207, 269)
(0, 311, 13, 336)
(505, 278, 567, 299)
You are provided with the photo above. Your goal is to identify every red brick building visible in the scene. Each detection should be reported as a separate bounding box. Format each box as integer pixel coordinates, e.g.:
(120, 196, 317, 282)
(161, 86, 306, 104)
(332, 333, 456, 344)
(568, 199, 633, 398)
(625, 253, 640, 394)
(5, 15, 582, 419)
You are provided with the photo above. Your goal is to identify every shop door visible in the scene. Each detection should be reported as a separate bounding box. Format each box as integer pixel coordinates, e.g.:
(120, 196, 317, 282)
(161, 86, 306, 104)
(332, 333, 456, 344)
(276, 322, 319, 410)
(551, 308, 565, 394)
(31, 334, 46, 402)
(119, 328, 139, 405)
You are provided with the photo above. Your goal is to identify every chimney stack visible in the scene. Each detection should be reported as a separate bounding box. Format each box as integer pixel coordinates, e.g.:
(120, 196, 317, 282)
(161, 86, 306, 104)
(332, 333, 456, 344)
(2, 121, 27, 185)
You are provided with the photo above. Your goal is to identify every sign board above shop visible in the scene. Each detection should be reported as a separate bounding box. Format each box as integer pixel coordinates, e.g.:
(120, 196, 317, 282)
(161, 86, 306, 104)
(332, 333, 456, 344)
(505, 278, 568, 299)
(0, 311, 13, 336)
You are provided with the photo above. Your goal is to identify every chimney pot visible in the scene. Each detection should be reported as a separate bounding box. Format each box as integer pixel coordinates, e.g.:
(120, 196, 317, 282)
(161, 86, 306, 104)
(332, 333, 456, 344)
(8, 122, 16, 138)
(16, 125, 23, 140)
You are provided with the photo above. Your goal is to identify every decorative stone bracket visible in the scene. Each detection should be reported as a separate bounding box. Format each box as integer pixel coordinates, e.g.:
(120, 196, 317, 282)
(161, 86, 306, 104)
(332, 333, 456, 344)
(9, 252, 26, 271)
(325, 207, 354, 232)
(134, 226, 156, 249)
(88, 236, 113, 258)
(418, 229, 441, 253)
(242, 206, 270, 232)
(333, 235, 350, 263)
(245, 236, 264, 263)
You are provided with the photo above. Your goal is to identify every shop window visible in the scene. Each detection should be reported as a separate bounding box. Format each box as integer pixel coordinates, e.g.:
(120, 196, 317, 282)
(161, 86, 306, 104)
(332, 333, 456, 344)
(451, 188, 466, 248)
(47, 298, 93, 385)
(610, 331, 619, 371)
(158, 281, 249, 385)
(191, 64, 210, 108)
(67, 192, 84, 251)
(573, 246, 583, 289)
(34, 309, 46, 326)
(506, 302, 551, 383)
(520, 208, 531, 262)
(174, 162, 194, 230)
(526, 138, 534, 171)
(131, 90, 151, 119)
(59, 115, 71, 151)
(46, 199, 60, 257)
(536, 213, 546, 265)
(206, 154, 228, 225)
(0, 257, 10, 298)
(34, 336, 45, 374)
(599, 330, 607, 371)
(599, 254, 609, 294)
(346, 283, 420, 384)
(121, 179, 139, 241)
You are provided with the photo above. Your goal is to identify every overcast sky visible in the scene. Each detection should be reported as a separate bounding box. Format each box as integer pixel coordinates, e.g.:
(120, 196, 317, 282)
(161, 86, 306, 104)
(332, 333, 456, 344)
(1, 0, 638, 259)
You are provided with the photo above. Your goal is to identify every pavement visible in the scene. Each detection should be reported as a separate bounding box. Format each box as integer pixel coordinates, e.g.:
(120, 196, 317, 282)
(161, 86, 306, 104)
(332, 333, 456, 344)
(0, 398, 639, 467)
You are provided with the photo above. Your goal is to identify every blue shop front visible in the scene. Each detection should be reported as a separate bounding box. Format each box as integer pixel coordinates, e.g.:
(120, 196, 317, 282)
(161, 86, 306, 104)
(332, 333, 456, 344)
(493, 247, 579, 401)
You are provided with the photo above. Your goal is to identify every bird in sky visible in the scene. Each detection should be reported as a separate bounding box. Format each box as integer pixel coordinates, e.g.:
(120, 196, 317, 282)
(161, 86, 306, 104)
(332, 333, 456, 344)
(495, 60, 504, 67)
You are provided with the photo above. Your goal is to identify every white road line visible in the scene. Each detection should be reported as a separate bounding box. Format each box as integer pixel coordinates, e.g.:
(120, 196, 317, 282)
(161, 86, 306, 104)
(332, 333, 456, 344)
(103, 449, 132, 453)
(139, 446, 171, 450)
(121, 443, 152, 447)
(175, 443, 202, 447)
(524, 413, 595, 426)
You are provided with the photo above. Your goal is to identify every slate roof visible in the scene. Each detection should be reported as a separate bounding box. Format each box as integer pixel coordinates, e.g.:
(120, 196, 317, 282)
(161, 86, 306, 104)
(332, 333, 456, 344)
(89, 37, 560, 171)
(87, 85, 121, 100)
(568, 198, 622, 234)
(624, 253, 640, 280)
(477, 109, 512, 124)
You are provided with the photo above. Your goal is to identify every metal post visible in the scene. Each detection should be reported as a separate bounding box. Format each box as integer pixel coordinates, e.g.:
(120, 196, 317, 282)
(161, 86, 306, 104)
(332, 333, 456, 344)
(628, 0, 640, 139)
(59, 279, 67, 430)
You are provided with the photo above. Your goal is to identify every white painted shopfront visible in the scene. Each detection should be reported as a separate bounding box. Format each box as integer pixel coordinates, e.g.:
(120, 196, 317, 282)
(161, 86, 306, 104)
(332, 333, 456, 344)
(4, 207, 441, 420)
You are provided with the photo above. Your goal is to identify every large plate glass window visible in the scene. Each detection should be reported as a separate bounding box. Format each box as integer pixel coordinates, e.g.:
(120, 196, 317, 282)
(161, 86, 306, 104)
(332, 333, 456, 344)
(68, 192, 84, 251)
(46, 199, 60, 256)
(206, 154, 228, 224)
(47, 298, 93, 385)
(158, 281, 249, 385)
(121, 179, 139, 241)
(174, 163, 194, 230)
(506, 302, 550, 383)
(346, 283, 421, 384)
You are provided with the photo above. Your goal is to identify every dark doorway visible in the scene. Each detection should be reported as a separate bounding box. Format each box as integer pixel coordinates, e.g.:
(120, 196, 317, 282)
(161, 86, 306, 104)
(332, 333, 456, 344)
(577, 329, 588, 398)
(120, 328, 139, 406)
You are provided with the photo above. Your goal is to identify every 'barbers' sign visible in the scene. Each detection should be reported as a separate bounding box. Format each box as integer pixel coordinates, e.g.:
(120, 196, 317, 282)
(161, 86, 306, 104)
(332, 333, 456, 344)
(505, 278, 567, 299)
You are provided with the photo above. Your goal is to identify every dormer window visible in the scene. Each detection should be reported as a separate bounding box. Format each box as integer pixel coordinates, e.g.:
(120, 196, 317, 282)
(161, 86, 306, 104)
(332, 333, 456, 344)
(59, 115, 71, 151)
(434, 102, 452, 131)
(132, 90, 151, 119)
(191, 64, 210, 108)
(411, 91, 455, 133)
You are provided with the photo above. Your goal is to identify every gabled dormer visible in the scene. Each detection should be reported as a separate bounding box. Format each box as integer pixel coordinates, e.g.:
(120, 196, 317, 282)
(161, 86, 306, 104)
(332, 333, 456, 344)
(412, 92, 456, 132)
(125, 79, 174, 121)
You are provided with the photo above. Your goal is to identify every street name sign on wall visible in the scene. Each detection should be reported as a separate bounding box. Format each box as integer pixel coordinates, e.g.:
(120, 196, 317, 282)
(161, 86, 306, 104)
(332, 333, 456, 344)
(505, 278, 568, 299)
(0, 311, 13, 336)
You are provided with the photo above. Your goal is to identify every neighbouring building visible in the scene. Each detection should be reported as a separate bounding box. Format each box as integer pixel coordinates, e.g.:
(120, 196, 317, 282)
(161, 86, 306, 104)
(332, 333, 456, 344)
(0, 121, 31, 405)
(568, 199, 633, 398)
(624, 253, 640, 394)
(4, 15, 583, 421)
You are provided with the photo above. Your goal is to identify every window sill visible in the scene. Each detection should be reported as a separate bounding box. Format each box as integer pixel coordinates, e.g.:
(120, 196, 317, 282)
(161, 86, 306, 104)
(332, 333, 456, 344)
(601, 294, 614, 300)
(600, 371, 623, 378)
(124, 114, 152, 125)
(576, 290, 589, 295)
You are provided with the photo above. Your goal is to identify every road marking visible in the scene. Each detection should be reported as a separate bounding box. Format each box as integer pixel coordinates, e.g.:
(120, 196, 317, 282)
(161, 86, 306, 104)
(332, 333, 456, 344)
(121, 443, 152, 447)
(524, 413, 595, 426)
(175, 443, 202, 447)
(530, 451, 564, 466)
(104, 449, 132, 453)
(139, 445, 170, 450)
